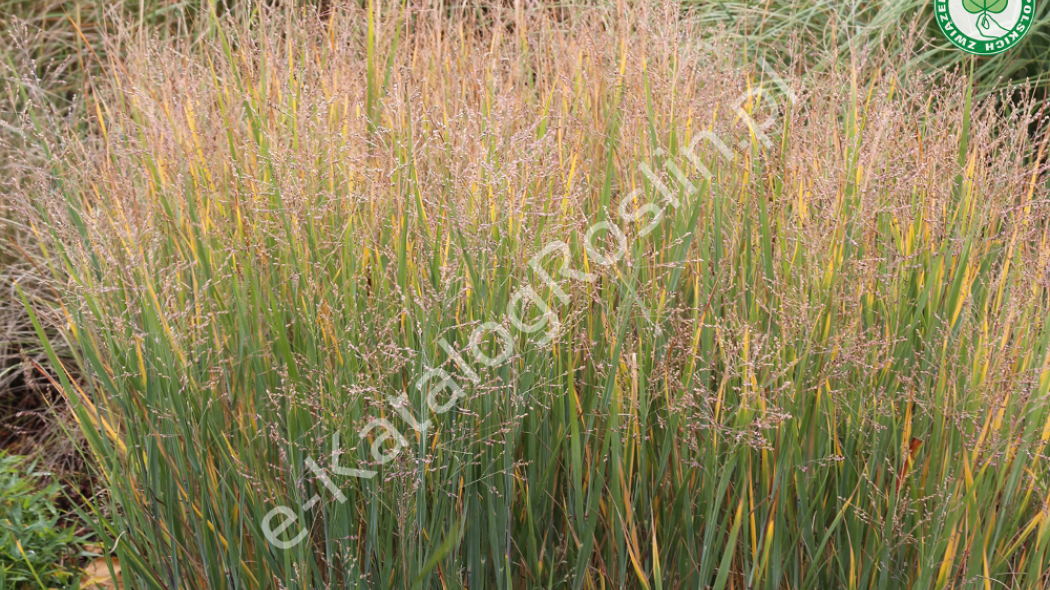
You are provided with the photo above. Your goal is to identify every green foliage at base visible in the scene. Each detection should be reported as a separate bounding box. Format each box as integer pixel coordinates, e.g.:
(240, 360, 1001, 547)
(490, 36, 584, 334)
(0, 453, 88, 589)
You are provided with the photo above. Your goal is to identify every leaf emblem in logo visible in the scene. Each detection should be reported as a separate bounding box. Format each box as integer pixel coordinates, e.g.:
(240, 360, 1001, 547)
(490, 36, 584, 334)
(962, 0, 1010, 36)
(962, 0, 1008, 12)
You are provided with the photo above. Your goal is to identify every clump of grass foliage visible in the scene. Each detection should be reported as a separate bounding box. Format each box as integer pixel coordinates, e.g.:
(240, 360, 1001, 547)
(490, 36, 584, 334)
(0, 0, 221, 409)
(9, 1, 1050, 588)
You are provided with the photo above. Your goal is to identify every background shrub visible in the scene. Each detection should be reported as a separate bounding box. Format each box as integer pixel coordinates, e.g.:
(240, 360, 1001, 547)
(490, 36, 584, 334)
(690, 0, 1050, 98)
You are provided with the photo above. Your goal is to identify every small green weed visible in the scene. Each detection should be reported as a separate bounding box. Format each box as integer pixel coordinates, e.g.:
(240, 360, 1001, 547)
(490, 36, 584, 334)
(0, 452, 89, 589)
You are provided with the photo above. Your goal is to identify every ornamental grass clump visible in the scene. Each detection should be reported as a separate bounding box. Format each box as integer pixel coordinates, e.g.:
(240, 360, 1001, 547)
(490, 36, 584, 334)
(10, 2, 1050, 588)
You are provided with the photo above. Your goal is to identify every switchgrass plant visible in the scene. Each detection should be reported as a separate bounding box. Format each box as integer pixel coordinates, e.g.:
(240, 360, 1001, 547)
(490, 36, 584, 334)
(0, 22, 82, 461)
(0, 0, 256, 419)
(11, 2, 1050, 588)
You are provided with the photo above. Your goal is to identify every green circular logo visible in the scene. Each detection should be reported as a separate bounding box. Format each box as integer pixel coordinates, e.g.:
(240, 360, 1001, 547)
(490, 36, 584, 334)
(935, 0, 1035, 55)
